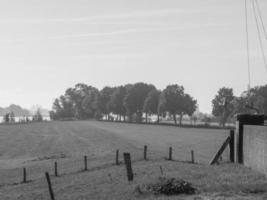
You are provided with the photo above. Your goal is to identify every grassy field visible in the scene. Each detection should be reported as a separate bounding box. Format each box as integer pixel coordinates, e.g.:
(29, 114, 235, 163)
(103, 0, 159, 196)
(0, 121, 266, 200)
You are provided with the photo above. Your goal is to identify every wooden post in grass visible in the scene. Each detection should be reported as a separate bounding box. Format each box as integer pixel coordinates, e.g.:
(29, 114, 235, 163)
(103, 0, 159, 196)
(123, 153, 134, 181)
(191, 150, 195, 163)
(229, 130, 235, 162)
(23, 168, 27, 183)
(84, 156, 88, 171)
(169, 147, 173, 160)
(45, 172, 55, 200)
(160, 166, 164, 176)
(116, 150, 119, 165)
(54, 162, 58, 177)
(144, 145, 147, 160)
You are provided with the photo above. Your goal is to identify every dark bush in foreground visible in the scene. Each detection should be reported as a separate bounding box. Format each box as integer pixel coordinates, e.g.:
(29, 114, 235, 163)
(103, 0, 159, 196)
(142, 177, 196, 196)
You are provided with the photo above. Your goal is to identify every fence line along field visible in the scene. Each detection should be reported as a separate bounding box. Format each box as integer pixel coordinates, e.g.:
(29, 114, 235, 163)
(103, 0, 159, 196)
(0, 121, 266, 200)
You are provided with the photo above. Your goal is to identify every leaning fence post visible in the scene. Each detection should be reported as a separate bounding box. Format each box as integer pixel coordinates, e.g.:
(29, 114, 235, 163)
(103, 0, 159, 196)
(116, 150, 119, 165)
(45, 172, 55, 200)
(123, 153, 134, 181)
(169, 147, 173, 160)
(84, 156, 88, 171)
(209, 136, 231, 165)
(191, 150, 195, 163)
(230, 129, 235, 162)
(23, 168, 27, 183)
(144, 145, 148, 160)
(54, 162, 58, 177)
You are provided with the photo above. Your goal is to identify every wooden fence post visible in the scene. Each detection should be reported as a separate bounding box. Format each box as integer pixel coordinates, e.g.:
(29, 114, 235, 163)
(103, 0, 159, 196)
(45, 172, 55, 200)
(230, 130, 235, 162)
(169, 147, 173, 160)
(23, 168, 27, 183)
(84, 156, 88, 171)
(144, 145, 147, 160)
(191, 150, 195, 163)
(160, 166, 164, 176)
(54, 162, 58, 177)
(123, 153, 134, 181)
(116, 150, 119, 165)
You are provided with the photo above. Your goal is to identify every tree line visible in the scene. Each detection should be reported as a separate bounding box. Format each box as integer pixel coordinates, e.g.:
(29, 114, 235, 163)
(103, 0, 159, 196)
(50, 83, 267, 127)
(50, 83, 197, 125)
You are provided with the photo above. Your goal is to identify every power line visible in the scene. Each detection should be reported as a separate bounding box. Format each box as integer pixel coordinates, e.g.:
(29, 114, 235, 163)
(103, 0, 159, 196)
(252, 0, 267, 71)
(245, 0, 251, 90)
(254, 0, 267, 40)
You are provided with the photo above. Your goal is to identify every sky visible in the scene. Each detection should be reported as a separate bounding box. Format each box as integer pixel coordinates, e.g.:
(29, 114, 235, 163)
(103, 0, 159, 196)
(0, 0, 267, 113)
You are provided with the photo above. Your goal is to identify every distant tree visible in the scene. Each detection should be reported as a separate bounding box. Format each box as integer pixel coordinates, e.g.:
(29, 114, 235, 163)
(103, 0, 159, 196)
(143, 89, 161, 123)
(33, 108, 43, 122)
(160, 84, 185, 125)
(180, 94, 197, 125)
(96, 86, 116, 120)
(247, 86, 267, 114)
(203, 114, 212, 126)
(157, 92, 167, 121)
(232, 92, 254, 115)
(212, 87, 235, 127)
(192, 115, 198, 125)
(3, 113, 10, 123)
(10, 111, 15, 123)
(26, 116, 30, 122)
(108, 86, 127, 121)
(124, 83, 156, 123)
(49, 111, 56, 120)
(50, 84, 100, 120)
(65, 84, 98, 119)
(50, 96, 75, 120)
(160, 85, 197, 125)
(59, 95, 76, 118)
(81, 88, 99, 119)
(232, 85, 267, 115)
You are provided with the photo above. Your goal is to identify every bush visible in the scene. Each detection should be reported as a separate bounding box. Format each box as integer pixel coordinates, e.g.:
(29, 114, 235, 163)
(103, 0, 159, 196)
(141, 177, 196, 195)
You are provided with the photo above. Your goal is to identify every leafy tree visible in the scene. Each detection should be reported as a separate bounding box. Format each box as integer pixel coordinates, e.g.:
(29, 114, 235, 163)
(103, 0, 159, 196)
(248, 86, 267, 114)
(59, 95, 76, 118)
(50, 96, 75, 120)
(212, 87, 235, 127)
(160, 84, 186, 125)
(65, 83, 98, 119)
(33, 108, 43, 122)
(181, 94, 197, 125)
(108, 86, 127, 120)
(3, 113, 10, 123)
(143, 89, 161, 123)
(203, 115, 212, 126)
(81, 88, 99, 119)
(232, 91, 254, 115)
(233, 85, 267, 115)
(51, 83, 100, 120)
(124, 82, 156, 122)
(10, 111, 15, 123)
(192, 115, 198, 125)
(96, 86, 116, 119)
(157, 92, 167, 121)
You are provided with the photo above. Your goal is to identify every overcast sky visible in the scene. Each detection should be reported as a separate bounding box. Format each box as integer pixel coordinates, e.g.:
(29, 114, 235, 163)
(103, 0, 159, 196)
(0, 0, 266, 113)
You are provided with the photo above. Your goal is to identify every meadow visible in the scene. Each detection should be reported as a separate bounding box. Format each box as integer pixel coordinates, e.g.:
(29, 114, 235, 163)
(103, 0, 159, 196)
(0, 121, 266, 200)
